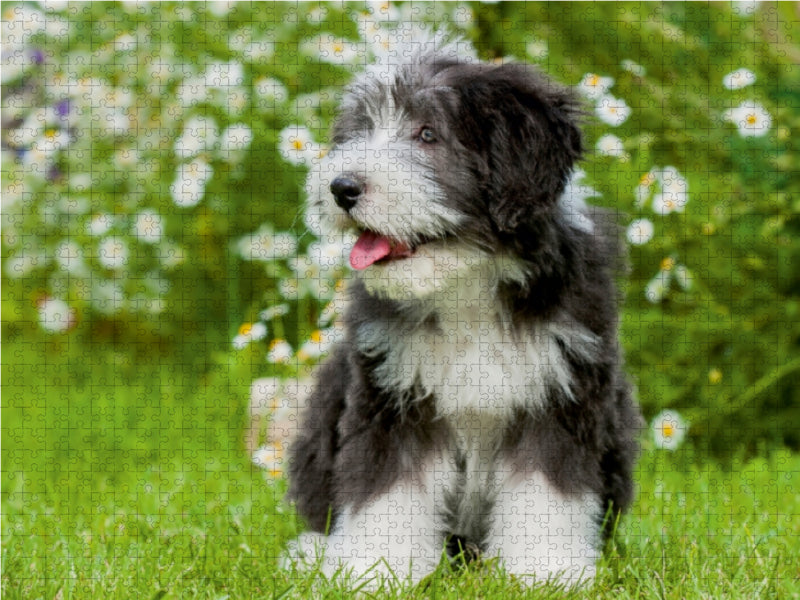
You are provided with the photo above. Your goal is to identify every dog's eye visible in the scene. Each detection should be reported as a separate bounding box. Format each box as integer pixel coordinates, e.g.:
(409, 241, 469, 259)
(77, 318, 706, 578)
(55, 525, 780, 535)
(418, 127, 437, 144)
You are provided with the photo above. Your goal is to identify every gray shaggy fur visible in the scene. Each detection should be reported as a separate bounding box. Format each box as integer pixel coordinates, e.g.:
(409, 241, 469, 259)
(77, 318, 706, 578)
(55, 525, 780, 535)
(287, 38, 642, 582)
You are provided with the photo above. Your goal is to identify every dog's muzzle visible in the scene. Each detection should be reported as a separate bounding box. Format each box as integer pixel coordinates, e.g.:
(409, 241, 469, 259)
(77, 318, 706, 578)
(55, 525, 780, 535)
(330, 174, 364, 212)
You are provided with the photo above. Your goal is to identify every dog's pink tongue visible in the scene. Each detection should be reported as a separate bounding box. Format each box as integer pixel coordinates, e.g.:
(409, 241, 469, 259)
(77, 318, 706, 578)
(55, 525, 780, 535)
(350, 230, 393, 270)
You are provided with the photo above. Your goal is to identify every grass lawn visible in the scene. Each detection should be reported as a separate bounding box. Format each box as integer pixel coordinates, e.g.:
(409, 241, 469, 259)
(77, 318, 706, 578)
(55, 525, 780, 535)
(3, 340, 799, 599)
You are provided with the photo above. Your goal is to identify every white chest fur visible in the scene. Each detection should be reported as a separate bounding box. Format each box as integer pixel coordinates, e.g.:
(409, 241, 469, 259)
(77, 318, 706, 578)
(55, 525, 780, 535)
(356, 270, 599, 419)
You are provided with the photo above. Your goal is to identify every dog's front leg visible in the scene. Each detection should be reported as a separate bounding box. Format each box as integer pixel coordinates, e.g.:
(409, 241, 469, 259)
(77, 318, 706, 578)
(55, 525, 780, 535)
(320, 472, 441, 586)
(487, 470, 601, 587)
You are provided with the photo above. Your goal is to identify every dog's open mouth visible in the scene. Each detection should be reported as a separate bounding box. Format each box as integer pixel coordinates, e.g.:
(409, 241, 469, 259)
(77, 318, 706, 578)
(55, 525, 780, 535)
(349, 230, 415, 270)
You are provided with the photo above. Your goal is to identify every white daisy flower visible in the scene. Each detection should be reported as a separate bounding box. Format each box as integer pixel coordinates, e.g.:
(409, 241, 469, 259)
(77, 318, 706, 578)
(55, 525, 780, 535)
(249, 376, 282, 415)
(32, 128, 71, 156)
(578, 73, 615, 100)
(174, 115, 219, 160)
(595, 94, 631, 127)
(207, 1, 234, 17)
(252, 442, 284, 477)
(364, 1, 401, 21)
(452, 5, 474, 27)
(595, 133, 626, 158)
(242, 39, 275, 63)
(645, 268, 671, 304)
(290, 255, 323, 284)
(296, 329, 327, 362)
(97, 236, 128, 271)
(113, 147, 140, 169)
(54, 240, 87, 275)
(304, 33, 360, 66)
(38, 297, 76, 333)
(674, 264, 693, 291)
(306, 238, 348, 269)
(272, 232, 298, 259)
(236, 225, 270, 261)
(254, 76, 288, 103)
(317, 290, 345, 327)
(7, 110, 44, 147)
(203, 60, 244, 89)
(176, 76, 208, 107)
(278, 125, 318, 166)
(621, 59, 646, 77)
(170, 158, 213, 208)
(634, 170, 658, 207)
(158, 243, 186, 269)
(652, 166, 689, 215)
(232, 321, 268, 350)
(278, 278, 300, 300)
(526, 39, 548, 60)
(722, 68, 756, 90)
(644, 257, 690, 302)
(732, 1, 760, 17)
(87, 213, 114, 237)
(306, 6, 329, 24)
(651, 409, 688, 451)
(724, 101, 772, 138)
(626, 218, 655, 246)
(218, 123, 253, 159)
(259, 304, 290, 321)
(132, 210, 164, 244)
(267, 339, 293, 364)
(5, 250, 46, 278)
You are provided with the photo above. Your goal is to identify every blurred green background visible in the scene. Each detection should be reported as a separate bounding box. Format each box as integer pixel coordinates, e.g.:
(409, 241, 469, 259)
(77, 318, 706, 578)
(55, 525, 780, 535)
(4, 1, 797, 455)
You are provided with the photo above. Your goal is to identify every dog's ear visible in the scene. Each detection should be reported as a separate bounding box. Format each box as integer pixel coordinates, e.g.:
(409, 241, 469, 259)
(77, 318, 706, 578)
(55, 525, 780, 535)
(451, 63, 583, 233)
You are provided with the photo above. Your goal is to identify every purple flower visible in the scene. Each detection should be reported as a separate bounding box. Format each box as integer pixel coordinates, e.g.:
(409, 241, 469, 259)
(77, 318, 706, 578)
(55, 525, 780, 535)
(30, 48, 45, 65)
(55, 99, 70, 118)
(47, 165, 62, 182)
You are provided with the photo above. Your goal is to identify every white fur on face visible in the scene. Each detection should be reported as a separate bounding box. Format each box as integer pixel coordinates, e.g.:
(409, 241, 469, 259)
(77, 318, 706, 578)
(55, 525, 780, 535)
(306, 128, 463, 242)
(304, 55, 477, 300)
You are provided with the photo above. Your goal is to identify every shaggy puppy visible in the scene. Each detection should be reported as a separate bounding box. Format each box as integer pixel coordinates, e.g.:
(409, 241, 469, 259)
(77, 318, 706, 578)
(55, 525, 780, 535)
(286, 33, 641, 587)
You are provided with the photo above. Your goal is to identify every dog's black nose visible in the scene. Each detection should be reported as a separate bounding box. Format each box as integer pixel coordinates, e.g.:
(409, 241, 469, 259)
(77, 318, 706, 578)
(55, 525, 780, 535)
(330, 175, 363, 211)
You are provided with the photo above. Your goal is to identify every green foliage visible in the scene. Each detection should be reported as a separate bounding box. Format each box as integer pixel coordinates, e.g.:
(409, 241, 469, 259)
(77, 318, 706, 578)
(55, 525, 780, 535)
(1, 3, 798, 453)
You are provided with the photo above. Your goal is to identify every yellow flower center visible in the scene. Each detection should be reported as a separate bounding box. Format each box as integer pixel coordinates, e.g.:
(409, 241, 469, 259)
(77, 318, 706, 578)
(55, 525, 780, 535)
(639, 172, 655, 186)
(310, 330, 322, 343)
(333, 43, 344, 53)
(45, 129, 58, 139)
(292, 139, 304, 151)
(238, 323, 253, 336)
(660, 257, 676, 271)
(746, 114, 757, 125)
(588, 74, 599, 86)
(662, 423, 674, 438)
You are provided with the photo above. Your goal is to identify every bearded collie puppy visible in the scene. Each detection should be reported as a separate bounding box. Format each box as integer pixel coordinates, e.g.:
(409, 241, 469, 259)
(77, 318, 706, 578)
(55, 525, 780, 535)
(285, 31, 641, 587)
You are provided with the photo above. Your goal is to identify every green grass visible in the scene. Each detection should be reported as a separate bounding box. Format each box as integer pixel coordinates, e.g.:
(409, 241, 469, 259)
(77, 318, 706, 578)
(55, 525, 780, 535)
(3, 341, 799, 599)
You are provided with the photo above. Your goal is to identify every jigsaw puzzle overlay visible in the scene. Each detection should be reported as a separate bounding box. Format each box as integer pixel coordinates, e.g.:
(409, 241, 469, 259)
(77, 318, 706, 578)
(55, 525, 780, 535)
(2, 2, 798, 597)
